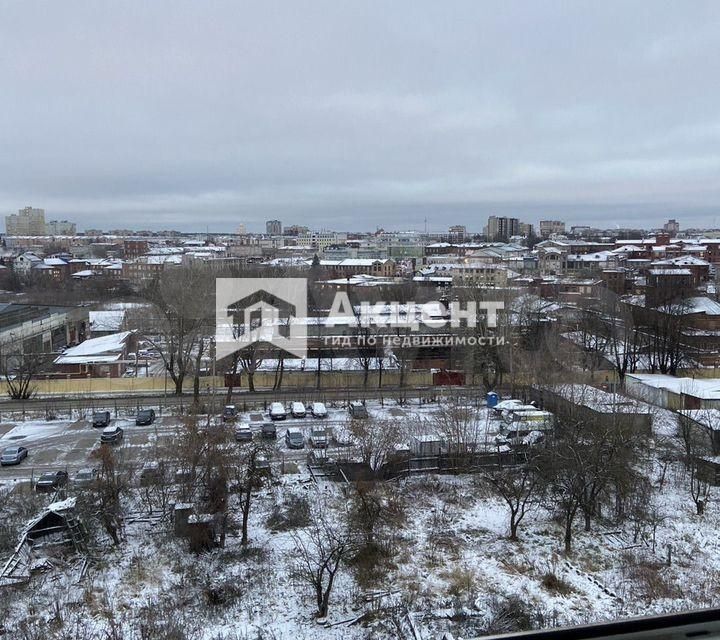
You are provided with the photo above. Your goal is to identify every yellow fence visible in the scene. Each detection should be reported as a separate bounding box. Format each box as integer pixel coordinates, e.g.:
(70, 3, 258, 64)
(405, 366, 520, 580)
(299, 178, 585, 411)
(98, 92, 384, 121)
(26, 370, 433, 396)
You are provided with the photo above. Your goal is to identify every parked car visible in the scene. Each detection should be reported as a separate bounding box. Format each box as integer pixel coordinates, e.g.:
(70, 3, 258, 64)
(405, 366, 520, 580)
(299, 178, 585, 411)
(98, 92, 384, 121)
(310, 427, 328, 449)
(311, 402, 327, 418)
(100, 425, 124, 444)
(234, 422, 253, 442)
(269, 402, 287, 420)
(349, 401, 369, 419)
(222, 405, 238, 423)
(140, 462, 161, 486)
(174, 468, 196, 484)
(285, 427, 305, 449)
(92, 411, 111, 428)
(74, 468, 98, 487)
(35, 470, 69, 493)
(261, 421, 277, 439)
(256, 455, 271, 478)
(0, 446, 28, 466)
(136, 408, 156, 425)
(291, 402, 306, 418)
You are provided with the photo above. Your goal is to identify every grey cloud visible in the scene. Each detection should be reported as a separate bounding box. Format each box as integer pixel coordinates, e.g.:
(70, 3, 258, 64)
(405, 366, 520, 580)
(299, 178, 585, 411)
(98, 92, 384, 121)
(0, 0, 719, 231)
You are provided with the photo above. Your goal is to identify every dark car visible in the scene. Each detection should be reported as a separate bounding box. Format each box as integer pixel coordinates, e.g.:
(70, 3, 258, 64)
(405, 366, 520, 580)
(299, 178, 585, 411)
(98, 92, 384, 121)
(35, 470, 69, 493)
(140, 462, 161, 486)
(136, 409, 156, 426)
(222, 405, 238, 423)
(349, 401, 369, 419)
(235, 423, 253, 442)
(92, 411, 111, 428)
(100, 425, 124, 444)
(1, 446, 28, 466)
(74, 468, 98, 487)
(261, 421, 277, 439)
(285, 428, 305, 450)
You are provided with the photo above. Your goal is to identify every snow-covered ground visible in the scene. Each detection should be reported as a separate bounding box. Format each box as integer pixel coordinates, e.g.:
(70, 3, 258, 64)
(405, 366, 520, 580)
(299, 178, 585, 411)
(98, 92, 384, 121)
(2, 394, 720, 638)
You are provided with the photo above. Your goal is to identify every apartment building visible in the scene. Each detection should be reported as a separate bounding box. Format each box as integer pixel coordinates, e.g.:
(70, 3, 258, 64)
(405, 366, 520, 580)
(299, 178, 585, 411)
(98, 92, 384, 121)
(299, 231, 348, 251)
(6, 207, 46, 236)
(539, 220, 566, 238)
(486, 216, 520, 241)
(266, 220, 282, 235)
(5, 207, 77, 236)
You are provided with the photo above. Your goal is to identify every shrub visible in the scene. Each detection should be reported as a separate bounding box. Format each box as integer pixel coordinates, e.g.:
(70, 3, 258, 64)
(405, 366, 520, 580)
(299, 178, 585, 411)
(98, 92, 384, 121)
(484, 595, 545, 635)
(266, 494, 311, 531)
(540, 572, 574, 595)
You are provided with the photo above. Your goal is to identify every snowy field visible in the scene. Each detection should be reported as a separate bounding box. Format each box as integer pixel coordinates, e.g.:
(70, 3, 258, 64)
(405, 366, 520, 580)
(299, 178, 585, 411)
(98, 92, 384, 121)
(0, 396, 719, 638)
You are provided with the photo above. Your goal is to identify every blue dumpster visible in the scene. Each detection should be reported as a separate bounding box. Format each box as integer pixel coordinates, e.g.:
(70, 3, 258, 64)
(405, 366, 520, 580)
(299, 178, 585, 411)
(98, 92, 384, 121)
(486, 392, 499, 408)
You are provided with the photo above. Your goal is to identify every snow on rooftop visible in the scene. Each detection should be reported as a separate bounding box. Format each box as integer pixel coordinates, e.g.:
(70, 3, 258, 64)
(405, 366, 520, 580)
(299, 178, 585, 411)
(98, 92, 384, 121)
(54, 331, 132, 365)
(549, 384, 651, 414)
(684, 297, 720, 316)
(627, 373, 720, 399)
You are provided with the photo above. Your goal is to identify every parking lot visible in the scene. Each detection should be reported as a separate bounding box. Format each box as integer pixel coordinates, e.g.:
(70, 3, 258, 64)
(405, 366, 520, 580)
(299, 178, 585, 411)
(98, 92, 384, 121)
(0, 397, 455, 491)
(0, 403, 370, 486)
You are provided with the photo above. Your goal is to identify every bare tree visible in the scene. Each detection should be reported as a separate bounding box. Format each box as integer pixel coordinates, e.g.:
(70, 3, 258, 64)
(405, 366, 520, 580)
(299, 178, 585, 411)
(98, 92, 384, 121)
(231, 443, 268, 546)
(237, 343, 265, 392)
(291, 505, 351, 619)
(598, 289, 644, 383)
(484, 454, 542, 541)
(350, 418, 403, 471)
(0, 351, 48, 400)
(679, 415, 712, 515)
(688, 460, 711, 515)
(646, 299, 691, 375)
(348, 481, 405, 546)
(539, 411, 644, 553)
(140, 266, 215, 395)
(433, 399, 485, 457)
(575, 307, 610, 378)
(89, 445, 126, 545)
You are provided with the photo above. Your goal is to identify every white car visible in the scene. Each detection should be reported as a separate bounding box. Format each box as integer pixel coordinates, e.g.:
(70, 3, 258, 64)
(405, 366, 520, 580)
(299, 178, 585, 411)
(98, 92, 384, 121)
(311, 402, 327, 418)
(291, 402, 306, 418)
(269, 402, 287, 420)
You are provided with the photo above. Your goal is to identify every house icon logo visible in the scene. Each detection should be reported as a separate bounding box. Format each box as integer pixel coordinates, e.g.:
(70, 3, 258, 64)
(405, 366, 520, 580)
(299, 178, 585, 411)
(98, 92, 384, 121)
(215, 278, 307, 359)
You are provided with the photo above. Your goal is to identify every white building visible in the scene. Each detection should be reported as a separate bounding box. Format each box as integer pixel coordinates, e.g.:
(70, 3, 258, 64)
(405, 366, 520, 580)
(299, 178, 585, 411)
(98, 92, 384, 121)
(6, 207, 46, 236)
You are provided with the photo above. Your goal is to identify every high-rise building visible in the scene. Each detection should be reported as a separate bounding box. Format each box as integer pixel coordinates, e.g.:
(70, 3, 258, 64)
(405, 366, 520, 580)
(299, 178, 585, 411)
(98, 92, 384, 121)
(519, 222, 534, 237)
(663, 219, 680, 237)
(539, 220, 566, 238)
(236, 223, 247, 235)
(448, 225, 466, 242)
(266, 219, 282, 235)
(486, 216, 519, 241)
(5, 206, 46, 235)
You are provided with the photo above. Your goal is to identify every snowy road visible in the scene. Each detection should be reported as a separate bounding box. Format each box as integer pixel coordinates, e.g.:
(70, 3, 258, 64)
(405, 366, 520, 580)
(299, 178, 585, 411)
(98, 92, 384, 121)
(0, 412, 356, 486)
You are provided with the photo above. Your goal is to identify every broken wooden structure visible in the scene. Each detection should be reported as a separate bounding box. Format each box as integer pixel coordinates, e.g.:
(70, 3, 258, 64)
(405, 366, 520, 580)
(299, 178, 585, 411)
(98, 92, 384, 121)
(0, 497, 89, 586)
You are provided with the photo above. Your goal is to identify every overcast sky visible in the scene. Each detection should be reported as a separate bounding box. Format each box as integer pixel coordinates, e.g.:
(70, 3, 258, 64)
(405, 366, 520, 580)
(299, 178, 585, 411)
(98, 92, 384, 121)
(1, 1, 719, 233)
